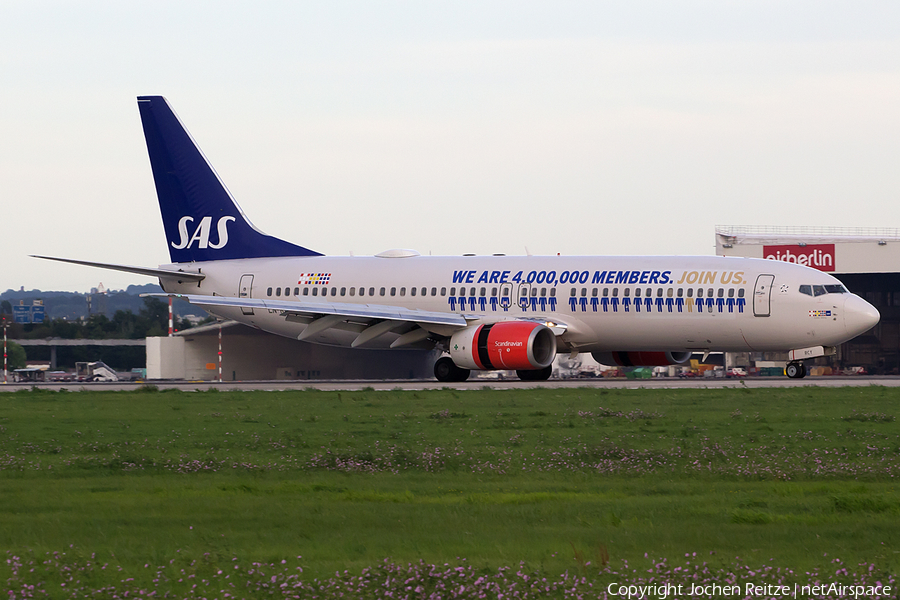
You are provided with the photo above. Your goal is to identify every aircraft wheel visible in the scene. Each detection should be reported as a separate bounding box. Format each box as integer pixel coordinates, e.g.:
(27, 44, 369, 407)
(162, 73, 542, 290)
(517, 366, 552, 381)
(434, 357, 470, 382)
(785, 362, 805, 379)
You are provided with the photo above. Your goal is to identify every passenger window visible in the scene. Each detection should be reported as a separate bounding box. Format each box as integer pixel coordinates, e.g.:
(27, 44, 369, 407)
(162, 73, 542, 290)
(340, 287, 346, 296)
(470, 287, 476, 296)
(370, 287, 376, 296)
(400, 287, 406, 296)
(645, 288, 651, 297)
(570, 288, 576, 297)
(294, 287, 299, 296)
(738, 289, 745, 298)
(677, 288, 683, 297)
(727, 288, 734, 298)
(707, 288, 713, 298)
(379, 287, 385, 296)
(491, 287, 498, 297)
(451, 287, 457, 296)
(601, 288, 607, 297)
(666, 288, 673, 298)
(350, 287, 355, 296)
(431, 287, 437, 296)
(624, 288, 630, 297)
(312, 288, 318, 296)
(697, 288, 703, 298)
(581, 288, 587, 297)
(612, 288, 618, 297)
(540, 288, 546, 297)
(531, 287, 537, 297)
(391, 287, 396, 296)
(656, 288, 663, 297)
(410, 287, 416, 296)
(687, 288, 693, 298)
(799, 285, 812, 296)
(331, 287, 337, 296)
(358, 287, 364, 297)
(303, 288, 309, 296)
(550, 288, 556, 297)
(267, 287, 273, 297)
(717, 288, 724, 298)
(635, 288, 641, 297)
(276, 287, 281, 297)
(813, 285, 826, 297)
(421, 287, 427, 296)
(592, 288, 598, 297)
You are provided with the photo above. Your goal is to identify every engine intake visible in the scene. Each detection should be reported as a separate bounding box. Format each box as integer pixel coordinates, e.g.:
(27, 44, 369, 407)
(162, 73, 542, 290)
(450, 322, 557, 371)
(592, 351, 692, 367)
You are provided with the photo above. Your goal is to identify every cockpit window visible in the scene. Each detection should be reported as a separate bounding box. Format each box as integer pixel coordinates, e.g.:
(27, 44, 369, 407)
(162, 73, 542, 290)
(824, 284, 847, 294)
(813, 285, 827, 297)
(801, 283, 848, 296)
(799, 285, 812, 296)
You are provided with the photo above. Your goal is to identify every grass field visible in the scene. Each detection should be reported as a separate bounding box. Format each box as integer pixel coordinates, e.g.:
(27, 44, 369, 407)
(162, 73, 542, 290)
(1, 385, 898, 597)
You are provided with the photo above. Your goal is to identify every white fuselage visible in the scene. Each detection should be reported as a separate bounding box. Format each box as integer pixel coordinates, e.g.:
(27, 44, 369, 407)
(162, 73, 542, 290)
(160, 254, 878, 354)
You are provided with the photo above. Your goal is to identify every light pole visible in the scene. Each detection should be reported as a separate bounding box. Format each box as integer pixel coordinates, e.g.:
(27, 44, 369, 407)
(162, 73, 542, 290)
(3, 317, 8, 384)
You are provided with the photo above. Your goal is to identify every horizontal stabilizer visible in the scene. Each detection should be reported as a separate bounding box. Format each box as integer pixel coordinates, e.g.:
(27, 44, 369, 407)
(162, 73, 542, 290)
(31, 255, 205, 282)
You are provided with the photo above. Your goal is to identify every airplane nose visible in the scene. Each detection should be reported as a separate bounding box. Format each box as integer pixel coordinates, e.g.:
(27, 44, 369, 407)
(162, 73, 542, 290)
(843, 294, 880, 338)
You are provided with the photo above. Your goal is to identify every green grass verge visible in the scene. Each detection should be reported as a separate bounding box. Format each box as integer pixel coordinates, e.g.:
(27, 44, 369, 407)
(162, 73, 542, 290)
(0, 385, 898, 585)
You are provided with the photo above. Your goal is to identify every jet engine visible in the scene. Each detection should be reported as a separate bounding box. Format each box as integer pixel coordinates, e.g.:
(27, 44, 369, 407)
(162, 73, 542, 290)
(592, 351, 691, 367)
(450, 322, 557, 371)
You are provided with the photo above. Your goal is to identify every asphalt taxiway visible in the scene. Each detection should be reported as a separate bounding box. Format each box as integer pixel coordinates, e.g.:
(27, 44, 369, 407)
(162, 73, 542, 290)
(2, 376, 898, 392)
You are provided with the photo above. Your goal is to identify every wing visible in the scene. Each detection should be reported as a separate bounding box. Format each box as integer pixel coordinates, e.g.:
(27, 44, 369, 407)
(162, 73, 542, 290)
(142, 292, 470, 348)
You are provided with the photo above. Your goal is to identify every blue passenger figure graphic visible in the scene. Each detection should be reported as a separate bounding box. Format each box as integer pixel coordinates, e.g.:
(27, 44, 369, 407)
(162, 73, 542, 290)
(726, 297, 735, 313)
(695, 297, 704, 312)
(656, 297, 665, 312)
(569, 297, 577, 311)
(591, 296, 600, 312)
(448, 297, 457, 311)
(736, 297, 746, 313)
(469, 297, 478, 311)
(479, 296, 486, 311)
(579, 297, 588, 312)
(548, 296, 557, 311)
(634, 297, 641, 312)
(644, 297, 653, 311)
(610, 297, 619, 312)
(531, 297, 539, 311)
(665, 297, 674, 312)
(490, 296, 499, 311)
(716, 297, 725, 312)
(675, 297, 684, 312)
(539, 297, 547, 311)
(622, 297, 631, 312)
(600, 296, 609, 312)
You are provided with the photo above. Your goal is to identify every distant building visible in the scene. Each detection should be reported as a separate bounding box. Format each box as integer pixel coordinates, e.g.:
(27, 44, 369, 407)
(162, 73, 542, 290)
(717, 226, 898, 373)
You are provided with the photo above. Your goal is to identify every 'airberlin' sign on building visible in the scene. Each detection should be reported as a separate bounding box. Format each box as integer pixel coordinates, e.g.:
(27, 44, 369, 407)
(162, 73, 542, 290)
(763, 244, 835, 272)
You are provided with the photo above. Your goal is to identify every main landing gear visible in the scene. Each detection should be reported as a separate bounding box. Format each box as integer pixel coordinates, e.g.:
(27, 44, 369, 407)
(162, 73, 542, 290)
(434, 357, 470, 382)
(785, 361, 807, 379)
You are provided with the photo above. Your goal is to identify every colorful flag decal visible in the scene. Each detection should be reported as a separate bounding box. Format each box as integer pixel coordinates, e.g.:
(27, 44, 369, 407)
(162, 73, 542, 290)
(300, 273, 332, 285)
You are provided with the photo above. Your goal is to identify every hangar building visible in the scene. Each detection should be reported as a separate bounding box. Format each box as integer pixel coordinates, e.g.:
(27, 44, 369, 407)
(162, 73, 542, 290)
(147, 321, 439, 381)
(716, 226, 899, 373)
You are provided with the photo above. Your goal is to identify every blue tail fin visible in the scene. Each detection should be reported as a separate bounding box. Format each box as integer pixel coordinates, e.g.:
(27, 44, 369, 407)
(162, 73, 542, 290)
(137, 96, 322, 262)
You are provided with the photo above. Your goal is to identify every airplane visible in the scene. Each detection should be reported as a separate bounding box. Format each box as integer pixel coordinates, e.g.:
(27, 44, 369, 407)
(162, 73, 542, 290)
(34, 96, 880, 382)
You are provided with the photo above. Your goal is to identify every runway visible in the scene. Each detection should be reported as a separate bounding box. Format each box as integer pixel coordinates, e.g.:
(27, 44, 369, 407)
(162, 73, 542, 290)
(3, 376, 898, 392)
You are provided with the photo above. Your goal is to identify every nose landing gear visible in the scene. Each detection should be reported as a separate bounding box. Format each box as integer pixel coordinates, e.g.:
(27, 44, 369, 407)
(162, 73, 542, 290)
(785, 361, 807, 379)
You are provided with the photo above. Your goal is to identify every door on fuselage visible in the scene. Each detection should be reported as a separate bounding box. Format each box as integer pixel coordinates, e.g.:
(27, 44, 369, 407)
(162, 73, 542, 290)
(239, 274, 254, 315)
(753, 274, 775, 317)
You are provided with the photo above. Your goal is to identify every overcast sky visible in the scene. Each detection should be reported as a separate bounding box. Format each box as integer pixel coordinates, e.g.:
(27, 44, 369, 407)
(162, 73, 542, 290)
(2, 1, 899, 292)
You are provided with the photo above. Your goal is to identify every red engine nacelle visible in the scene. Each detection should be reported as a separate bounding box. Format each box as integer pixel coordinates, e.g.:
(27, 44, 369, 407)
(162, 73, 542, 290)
(450, 322, 557, 371)
(592, 351, 692, 367)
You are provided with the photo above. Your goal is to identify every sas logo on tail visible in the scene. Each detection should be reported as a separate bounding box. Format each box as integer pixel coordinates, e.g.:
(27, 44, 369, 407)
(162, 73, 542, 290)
(171, 216, 236, 249)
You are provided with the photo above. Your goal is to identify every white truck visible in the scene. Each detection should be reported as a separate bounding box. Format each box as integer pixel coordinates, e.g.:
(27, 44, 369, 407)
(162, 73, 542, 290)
(75, 361, 120, 382)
